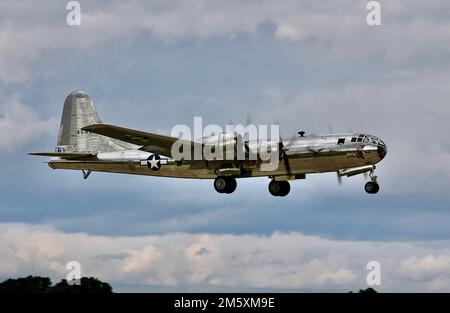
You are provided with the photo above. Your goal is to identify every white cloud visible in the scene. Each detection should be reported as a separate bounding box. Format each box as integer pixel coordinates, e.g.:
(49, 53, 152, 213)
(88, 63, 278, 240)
(399, 255, 450, 281)
(122, 245, 160, 273)
(275, 24, 304, 41)
(2, 223, 450, 291)
(0, 95, 57, 154)
(1, 1, 450, 83)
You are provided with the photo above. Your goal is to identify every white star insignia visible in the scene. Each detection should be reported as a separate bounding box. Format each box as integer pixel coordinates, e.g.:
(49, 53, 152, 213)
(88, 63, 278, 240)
(148, 157, 160, 169)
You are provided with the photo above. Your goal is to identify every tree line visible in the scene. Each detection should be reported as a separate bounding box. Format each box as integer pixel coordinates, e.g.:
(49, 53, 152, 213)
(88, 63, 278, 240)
(0, 276, 112, 293)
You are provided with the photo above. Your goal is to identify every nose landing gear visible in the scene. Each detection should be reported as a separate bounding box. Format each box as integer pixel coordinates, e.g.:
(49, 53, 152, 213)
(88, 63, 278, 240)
(364, 169, 380, 194)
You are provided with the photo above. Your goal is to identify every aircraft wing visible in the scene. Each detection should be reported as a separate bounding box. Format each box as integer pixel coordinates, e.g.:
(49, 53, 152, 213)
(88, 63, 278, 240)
(82, 124, 199, 157)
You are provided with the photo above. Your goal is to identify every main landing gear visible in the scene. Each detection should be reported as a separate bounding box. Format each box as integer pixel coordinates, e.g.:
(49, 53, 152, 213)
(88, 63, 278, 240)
(268, 180, 290, 197)
(214, 176, 237, 194)
(364, 169, 380, 194)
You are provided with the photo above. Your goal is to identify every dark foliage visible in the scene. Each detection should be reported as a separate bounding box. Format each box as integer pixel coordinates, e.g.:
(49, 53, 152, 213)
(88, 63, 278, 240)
(349, 287, 378, 293)
(51, 277, 112, 294)
(0, 276, 113, 293)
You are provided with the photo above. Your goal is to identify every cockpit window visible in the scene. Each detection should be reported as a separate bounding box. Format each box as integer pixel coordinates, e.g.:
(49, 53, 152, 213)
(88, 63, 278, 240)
(354, 134, 384, 144)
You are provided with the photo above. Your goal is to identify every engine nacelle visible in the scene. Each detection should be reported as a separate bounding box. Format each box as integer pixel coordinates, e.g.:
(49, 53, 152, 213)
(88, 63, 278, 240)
(202, 132, 247, 161)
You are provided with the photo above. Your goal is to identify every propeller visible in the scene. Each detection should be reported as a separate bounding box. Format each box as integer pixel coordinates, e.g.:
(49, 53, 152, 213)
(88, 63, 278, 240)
(237, 113, 254, 157)
(279, 140, 292, 174)
(275, 119, 298, 175)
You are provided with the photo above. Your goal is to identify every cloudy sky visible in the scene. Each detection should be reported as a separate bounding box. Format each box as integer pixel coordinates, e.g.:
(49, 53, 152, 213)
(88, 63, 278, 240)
(1, 0, 450, 292)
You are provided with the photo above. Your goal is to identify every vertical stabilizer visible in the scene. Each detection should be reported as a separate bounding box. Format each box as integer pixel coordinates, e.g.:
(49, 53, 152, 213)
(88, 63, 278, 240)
(56, 91, 128, 153)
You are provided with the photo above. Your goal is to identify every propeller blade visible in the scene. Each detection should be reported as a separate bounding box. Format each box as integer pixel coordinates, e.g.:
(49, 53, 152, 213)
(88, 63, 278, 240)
(274, 118, 284, 151)
(281, 136, 297, 176)
(273, 118, 292, 175)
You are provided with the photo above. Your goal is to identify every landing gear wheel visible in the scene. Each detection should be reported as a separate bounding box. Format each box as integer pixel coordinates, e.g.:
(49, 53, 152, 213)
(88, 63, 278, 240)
(268, 180, 282, 196)
(268, 180, 290, 197)
(365, 168, 380, 194)
(214, 177, 227, 193)
(225, 177, 237, 194)
(364, 181, 380, 194)
(214, 177, 237, 194)
(279, 181, 290, 197)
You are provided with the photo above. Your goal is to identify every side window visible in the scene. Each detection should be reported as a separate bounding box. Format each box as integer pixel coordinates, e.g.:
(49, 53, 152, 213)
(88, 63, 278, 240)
(337, 138, 345, 145)
(351, 137, 357, 142)
(357, 138, 363, 142)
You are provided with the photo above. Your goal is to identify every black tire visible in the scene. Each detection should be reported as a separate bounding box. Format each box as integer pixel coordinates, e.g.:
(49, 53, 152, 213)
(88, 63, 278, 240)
(269, 180, 282, 196)
(214, 177, 237, 194)
(224, 177, 237, 194)
(214, 177, 227, 193)
(279, 181, 291, 197)
(365, 182, 380, 194)
(372, 182, 380, 194)
(269, 180, 290, 196)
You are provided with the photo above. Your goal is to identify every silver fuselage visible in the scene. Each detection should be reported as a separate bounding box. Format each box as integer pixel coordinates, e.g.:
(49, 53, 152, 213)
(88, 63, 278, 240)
(48, 133, 387, 179)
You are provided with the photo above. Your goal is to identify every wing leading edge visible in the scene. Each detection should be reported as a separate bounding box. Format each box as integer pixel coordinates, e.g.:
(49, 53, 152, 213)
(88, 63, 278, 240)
(82, 124, 199, 157)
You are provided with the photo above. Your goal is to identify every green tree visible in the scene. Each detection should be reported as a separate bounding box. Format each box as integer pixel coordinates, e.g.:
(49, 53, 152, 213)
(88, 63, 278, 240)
(0, 276, 113, 293)
(0, 276, 52, 293)
(349, 287, 378, 293)
(358, 287, 378, 293)
(51, 277, 112, 294)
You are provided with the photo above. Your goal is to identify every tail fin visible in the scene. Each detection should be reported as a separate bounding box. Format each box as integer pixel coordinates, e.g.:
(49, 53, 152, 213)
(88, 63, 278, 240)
(56, 91, 126, 153)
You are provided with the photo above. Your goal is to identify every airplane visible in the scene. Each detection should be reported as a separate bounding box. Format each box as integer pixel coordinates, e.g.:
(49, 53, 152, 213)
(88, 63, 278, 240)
(31, 91, 387, 197)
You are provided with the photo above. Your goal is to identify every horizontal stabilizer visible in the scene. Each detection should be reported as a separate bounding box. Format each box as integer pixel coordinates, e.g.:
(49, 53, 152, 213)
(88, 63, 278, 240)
(29, 152, 96, 159)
